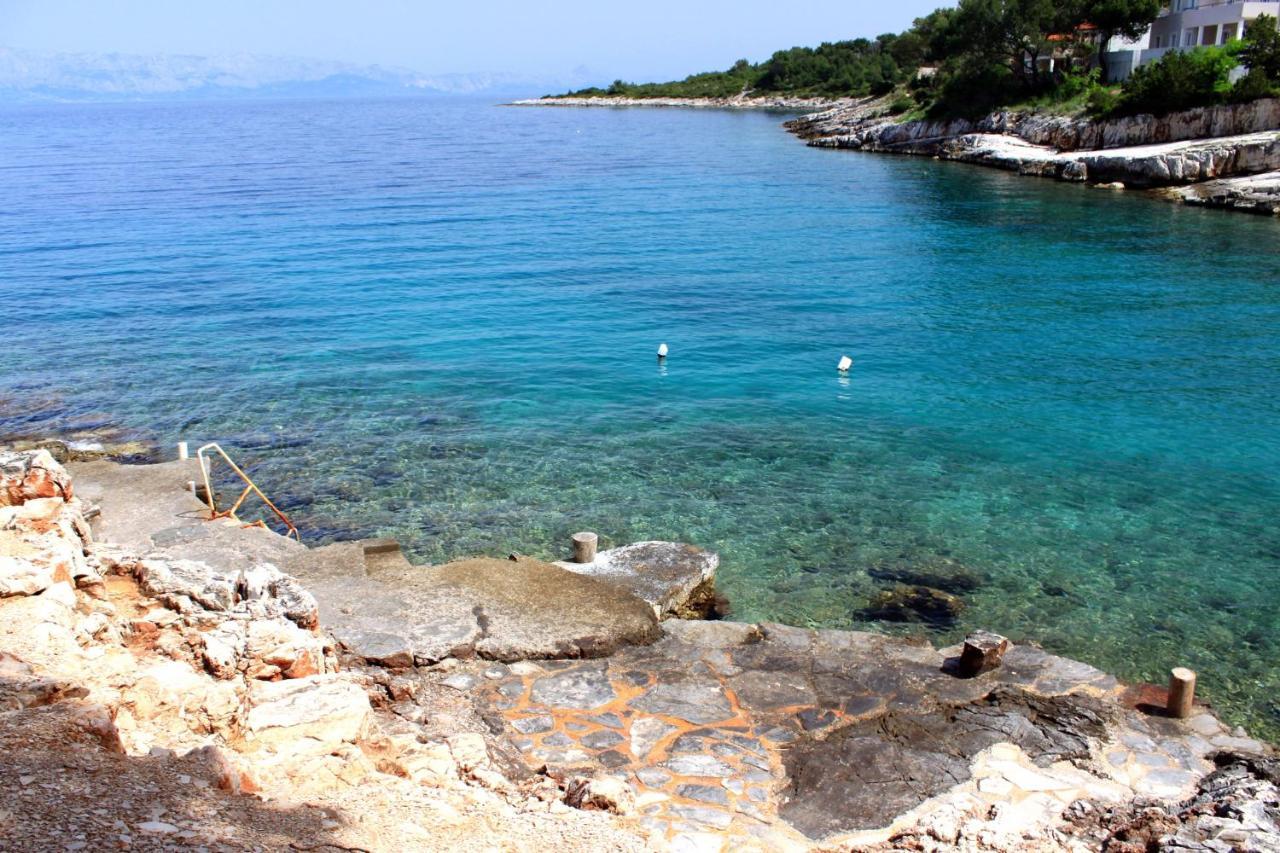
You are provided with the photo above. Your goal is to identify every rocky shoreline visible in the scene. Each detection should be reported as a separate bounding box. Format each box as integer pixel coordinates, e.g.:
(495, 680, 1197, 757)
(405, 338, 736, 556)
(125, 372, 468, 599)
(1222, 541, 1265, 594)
(786, 96, 1280, 214)
(2, 446, 1278, 851)
(519, 93, 1280, 215)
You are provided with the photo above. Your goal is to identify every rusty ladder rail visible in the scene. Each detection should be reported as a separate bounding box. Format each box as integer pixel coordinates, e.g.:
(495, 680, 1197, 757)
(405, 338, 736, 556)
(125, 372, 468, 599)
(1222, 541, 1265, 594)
(196, 442, 299, 540)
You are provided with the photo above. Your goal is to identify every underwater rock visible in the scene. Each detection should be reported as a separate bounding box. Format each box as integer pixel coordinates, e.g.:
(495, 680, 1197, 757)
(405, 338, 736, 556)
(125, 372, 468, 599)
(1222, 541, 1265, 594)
(861, 584, 964, 627)
(868, 556, 982, 594)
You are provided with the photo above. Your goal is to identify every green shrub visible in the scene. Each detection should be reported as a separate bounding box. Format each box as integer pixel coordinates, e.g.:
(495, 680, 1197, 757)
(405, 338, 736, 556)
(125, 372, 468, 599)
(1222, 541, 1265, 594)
(1086, 85, 1121, 116)
(886, 95, 915, 115)
(1230, 67, 1277, 102)
(1057, 69, 1100, 100)
(1116, 46, 1239, 115)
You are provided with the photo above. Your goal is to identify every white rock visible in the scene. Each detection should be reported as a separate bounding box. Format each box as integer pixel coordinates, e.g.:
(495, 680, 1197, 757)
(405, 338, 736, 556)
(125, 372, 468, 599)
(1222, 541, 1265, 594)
(245, 676, 370, 753)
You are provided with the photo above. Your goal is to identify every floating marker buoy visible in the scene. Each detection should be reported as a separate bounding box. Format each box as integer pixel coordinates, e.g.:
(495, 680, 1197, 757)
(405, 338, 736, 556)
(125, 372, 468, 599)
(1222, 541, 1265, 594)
(837, 355, 852, 372)
(657, 343, 669, 359)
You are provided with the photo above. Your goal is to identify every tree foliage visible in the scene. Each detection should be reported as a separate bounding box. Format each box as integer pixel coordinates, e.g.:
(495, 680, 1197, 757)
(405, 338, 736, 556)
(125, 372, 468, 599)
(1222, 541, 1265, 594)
(1115, 44, 1240, 115)
(555, 2, 1280, 118)
(1240, 13, 1280, 81)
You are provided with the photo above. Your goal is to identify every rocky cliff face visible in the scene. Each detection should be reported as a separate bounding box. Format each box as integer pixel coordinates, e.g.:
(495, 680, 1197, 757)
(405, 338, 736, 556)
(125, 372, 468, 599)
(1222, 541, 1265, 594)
(789, 97, 1280, 154)
(787, 97, 1280, 200)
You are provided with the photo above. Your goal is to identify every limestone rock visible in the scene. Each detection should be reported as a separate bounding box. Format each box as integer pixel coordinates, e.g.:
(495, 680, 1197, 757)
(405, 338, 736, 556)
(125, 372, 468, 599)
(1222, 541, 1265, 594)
(556, 541, 720, 619)
(788, 96, 1280, 195)
(0, 449, 73, 506)
(0, 554, 59, 597)
(235, 563, 319, 629)
(244, 676, 370, 754)
(134, 558, 237, 612)
(304, 555, 660, 666)
(565, 775, 636, 815)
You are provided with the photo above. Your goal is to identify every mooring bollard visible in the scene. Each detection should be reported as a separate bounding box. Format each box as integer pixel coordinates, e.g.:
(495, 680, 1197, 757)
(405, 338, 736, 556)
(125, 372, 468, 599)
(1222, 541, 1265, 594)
(178, 441, 189, 460)
(1167, 667, 1197, 719)
(572, 531, 598, 564)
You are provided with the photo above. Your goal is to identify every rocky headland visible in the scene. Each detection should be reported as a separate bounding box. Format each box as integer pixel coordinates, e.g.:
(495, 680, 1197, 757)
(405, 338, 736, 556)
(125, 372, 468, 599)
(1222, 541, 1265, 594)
(1, 446, 1277, 851)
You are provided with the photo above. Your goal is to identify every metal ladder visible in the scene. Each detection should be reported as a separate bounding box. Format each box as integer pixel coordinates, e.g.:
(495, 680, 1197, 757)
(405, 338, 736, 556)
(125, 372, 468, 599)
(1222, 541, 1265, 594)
(196, 442, 299, 540)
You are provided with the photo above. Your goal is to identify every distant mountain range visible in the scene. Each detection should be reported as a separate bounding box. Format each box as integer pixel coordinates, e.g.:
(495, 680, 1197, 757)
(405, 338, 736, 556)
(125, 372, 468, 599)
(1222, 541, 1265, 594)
(0, 47, 602, 102)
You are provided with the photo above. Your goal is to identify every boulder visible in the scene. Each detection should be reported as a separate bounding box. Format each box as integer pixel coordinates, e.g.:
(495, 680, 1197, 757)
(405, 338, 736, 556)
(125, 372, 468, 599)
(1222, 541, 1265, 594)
(235, 563, 319, 629)
(0, 450, 73, 506)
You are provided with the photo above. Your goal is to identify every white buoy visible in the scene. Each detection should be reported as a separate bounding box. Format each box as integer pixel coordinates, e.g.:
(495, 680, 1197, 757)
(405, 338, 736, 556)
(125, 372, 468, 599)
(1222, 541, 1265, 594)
(657, 343, 669, 359)
(837, 355, 853, 373)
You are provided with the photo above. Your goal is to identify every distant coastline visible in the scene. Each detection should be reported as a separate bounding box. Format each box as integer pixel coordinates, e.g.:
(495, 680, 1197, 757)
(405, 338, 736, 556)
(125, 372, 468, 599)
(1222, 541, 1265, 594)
(508, 94, 847, 111)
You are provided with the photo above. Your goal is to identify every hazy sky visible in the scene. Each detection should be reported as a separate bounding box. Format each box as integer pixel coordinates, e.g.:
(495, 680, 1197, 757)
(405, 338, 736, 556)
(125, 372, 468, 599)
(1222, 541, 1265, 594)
(2, 0, 947, 80)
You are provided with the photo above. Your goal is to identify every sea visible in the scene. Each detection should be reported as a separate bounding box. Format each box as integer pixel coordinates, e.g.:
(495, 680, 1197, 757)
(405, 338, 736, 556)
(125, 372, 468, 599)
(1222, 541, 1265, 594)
(2, 96, 1278, 737)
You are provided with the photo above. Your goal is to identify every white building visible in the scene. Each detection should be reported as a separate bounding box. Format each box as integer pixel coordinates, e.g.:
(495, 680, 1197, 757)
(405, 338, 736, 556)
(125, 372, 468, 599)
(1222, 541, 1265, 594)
(1103, 0, 1280, 80)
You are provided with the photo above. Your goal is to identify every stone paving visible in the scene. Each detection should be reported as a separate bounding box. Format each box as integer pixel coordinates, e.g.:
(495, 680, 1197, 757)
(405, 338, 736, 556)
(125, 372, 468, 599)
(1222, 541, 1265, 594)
(455, 619, 1269, 851)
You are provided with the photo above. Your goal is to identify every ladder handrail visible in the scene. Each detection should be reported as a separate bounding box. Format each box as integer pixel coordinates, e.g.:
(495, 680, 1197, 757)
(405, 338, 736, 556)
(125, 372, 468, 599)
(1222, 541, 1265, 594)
(195, 442, 299, 540)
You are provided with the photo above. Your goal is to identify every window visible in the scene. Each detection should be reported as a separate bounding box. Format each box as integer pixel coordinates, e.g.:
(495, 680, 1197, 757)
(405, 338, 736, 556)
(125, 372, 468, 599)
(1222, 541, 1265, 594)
(1222, 23, 1238, 43)
(1185, 27, 1198, 46)
(1201, 25, 1218, 46)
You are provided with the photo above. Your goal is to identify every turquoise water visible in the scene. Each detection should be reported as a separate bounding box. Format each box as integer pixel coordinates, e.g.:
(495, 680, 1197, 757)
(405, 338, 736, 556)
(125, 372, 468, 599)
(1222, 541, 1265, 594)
(2, 98, 1278, 737)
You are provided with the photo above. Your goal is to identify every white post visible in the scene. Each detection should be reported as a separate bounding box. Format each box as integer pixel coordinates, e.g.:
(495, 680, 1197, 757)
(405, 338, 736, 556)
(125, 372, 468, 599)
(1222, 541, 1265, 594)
(177, 441, 189, 460)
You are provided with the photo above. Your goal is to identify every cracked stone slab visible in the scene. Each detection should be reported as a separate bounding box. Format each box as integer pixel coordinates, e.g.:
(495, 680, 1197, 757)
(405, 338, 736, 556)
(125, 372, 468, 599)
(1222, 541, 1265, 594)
(291, 555, 661, 665)
(556, 541, 718, 618)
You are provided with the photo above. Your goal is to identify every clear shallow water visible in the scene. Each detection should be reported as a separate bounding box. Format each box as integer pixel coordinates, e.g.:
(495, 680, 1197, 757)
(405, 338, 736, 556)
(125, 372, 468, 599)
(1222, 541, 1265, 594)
(2, 98, 1278, 737)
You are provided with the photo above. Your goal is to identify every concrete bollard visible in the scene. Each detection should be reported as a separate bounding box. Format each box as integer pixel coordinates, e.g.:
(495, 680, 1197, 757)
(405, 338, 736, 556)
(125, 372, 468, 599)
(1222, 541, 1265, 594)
(178, 441, 189, 460)
(572, 531, 598, 564)
(1167, 667, 1197, 719)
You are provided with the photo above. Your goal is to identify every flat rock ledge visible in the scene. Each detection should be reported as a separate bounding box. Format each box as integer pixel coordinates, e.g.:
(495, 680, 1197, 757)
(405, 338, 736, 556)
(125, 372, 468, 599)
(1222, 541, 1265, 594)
(293, 552, 662, 666)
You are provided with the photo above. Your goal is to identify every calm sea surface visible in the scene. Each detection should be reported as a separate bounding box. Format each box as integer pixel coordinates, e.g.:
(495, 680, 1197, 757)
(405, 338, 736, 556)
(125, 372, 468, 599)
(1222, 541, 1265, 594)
(2, 97, 1278, 736)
